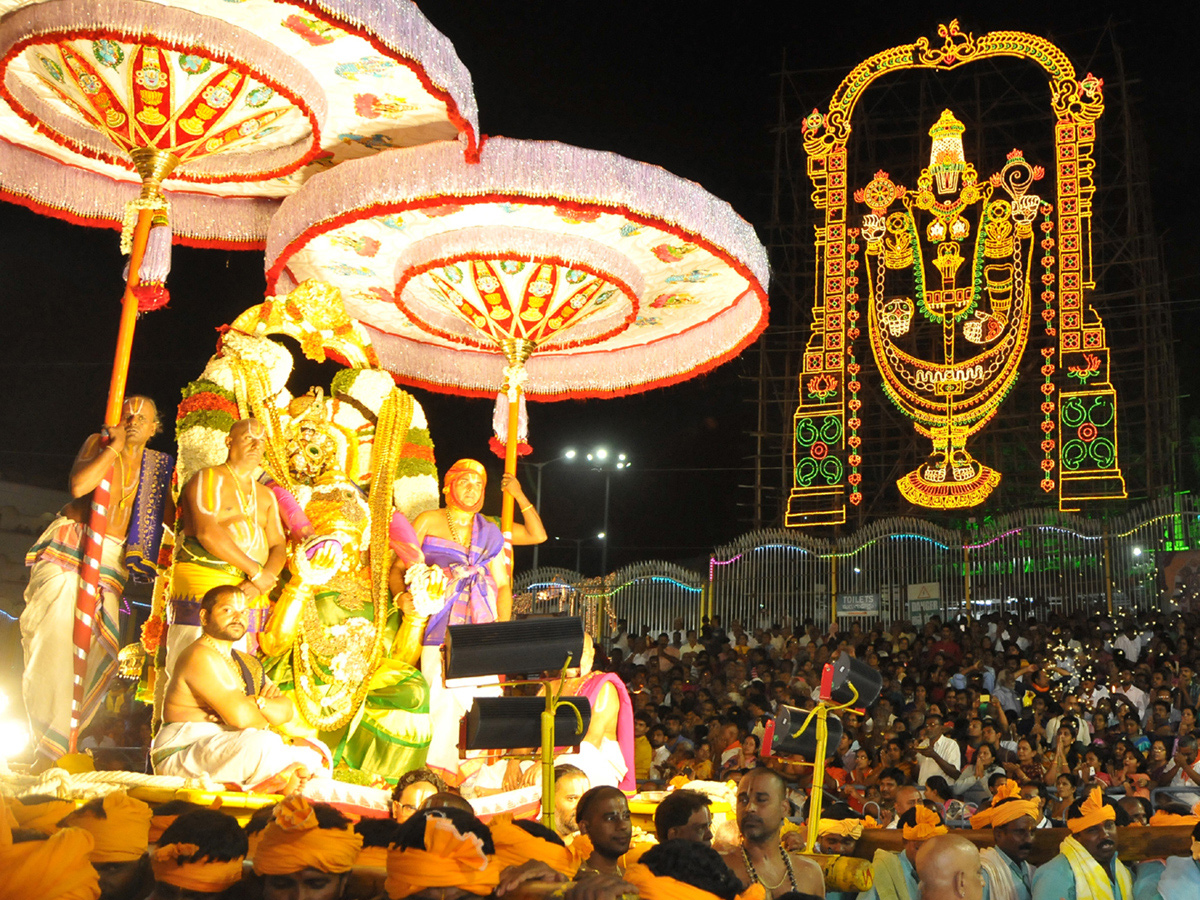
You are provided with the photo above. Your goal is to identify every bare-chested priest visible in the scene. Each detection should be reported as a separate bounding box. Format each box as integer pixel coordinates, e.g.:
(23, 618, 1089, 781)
(722, 767, 826, 899)
(164, 418, 287, 678)
(152, 584, 329, 791)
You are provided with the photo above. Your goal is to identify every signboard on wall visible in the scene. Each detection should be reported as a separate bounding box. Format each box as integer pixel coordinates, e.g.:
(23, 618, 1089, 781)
(907, 582, 941, 623)
(839, 593, 881, 617)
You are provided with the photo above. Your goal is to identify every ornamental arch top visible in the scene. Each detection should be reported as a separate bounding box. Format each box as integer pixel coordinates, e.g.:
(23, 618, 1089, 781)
(787, 20, 1125, 526)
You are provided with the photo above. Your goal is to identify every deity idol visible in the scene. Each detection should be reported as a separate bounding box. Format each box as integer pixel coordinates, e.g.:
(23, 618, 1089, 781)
(147, 281, 442, 782)
(856, 109, 1044, 508)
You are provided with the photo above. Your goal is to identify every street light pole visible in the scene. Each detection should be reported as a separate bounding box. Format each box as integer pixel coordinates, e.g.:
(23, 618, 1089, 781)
(522, 450, 576, 570)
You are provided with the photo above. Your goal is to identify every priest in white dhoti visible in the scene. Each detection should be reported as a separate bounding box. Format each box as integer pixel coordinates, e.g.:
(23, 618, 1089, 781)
(152, 584, 330, 792)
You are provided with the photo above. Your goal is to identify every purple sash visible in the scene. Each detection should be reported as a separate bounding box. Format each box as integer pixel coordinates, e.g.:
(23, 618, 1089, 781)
(421, 514, 503, 646)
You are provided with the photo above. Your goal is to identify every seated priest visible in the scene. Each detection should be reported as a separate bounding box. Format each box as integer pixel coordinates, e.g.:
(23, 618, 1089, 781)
(152, 584, 330, 792)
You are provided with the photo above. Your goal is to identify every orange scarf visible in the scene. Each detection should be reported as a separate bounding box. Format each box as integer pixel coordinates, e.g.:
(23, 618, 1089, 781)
(9, 798, 76, 835)
(1066, 787, 1115, 834)
(151, 843, 245, 893)
(252, 795, 362, 875)
(385, 814, 502, 899)
(970, 781, 1040, 829)
(491, 821, 578, 877)
(624, 863, 767, 900)
(0, 814, 100, 900)
(59, 791, 152, 862)
(902, 806, 947, 841)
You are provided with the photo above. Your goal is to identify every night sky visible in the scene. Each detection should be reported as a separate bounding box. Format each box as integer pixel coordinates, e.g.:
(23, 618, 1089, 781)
(0, 2, 1195, 575)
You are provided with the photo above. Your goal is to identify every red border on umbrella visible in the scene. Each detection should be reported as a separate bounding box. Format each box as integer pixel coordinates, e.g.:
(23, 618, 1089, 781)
(390, 251, 639, 352)
(0, 26, 323, 184)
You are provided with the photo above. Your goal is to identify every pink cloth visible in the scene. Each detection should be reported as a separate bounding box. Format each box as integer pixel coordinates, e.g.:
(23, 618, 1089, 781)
(579, 671, 636, 794)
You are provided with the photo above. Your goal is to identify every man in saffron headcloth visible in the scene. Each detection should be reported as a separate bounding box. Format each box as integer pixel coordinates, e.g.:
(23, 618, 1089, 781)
(1031, 788, 1131, 900)
(969, 780, 1038, 900)
(22, 395, 171, 761)
(859, 803, 948, 900)
(165, 417, 287, 678)
(149, 809, 248, 900)
(250, 795, 362, 900)
(383, 807, 502, 900)
(58, 791, 154, 900)
(153, 584, 330, 791)
(399, 460, 545, 784)
(0, 798, 101, 900)
(815, 806, 875, 900)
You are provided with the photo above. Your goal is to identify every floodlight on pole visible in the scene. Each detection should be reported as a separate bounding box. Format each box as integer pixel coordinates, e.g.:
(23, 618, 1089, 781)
(521, 450, 578, 569)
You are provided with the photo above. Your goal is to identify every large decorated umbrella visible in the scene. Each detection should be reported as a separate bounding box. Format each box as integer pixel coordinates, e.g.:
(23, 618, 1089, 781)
(264, 136, 769, 551)
(0, 0, 478, 751)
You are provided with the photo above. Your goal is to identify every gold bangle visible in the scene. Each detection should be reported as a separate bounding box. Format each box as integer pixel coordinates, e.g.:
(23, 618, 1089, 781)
(520, 503, 533, 512)
(101, 445, 119, 458)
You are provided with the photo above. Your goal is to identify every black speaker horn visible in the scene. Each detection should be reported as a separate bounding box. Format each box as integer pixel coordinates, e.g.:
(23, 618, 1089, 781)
(828, 653, 882, 710)
(770, 704, 842, 759)
(446, 617, 585, 679)
(464, 696, 592, 750)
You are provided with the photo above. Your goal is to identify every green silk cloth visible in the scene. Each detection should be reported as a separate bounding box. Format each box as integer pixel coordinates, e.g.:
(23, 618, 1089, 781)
(265, 583, 431, 782)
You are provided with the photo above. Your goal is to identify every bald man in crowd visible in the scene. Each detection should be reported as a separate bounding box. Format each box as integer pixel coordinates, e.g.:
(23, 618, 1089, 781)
(916, 834, 985, 900)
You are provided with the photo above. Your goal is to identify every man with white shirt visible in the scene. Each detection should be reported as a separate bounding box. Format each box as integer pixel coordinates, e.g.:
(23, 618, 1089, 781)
(917, 714, 962, 786)
(1111, 670, 1148, 719)
(680, 629, 704, 657)
(1113, 623, 1142, 663)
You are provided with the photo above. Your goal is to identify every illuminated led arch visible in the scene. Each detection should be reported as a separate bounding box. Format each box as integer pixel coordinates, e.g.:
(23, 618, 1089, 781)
(787, 20, 1125, 525)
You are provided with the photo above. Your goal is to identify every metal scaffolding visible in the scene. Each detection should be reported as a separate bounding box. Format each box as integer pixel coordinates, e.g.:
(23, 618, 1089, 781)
(750, 22, 1178, 531)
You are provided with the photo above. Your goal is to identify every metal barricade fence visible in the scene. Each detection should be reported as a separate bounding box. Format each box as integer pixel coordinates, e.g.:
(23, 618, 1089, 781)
(513, 498, 1197, 641)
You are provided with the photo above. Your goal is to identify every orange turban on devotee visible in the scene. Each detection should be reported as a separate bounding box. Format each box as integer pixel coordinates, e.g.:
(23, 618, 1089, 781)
(0, 807, 100, 900)
(151, 842, 246, 894)
(358, 846, 389, 867)
(902, 806, 948, 841)
(149, 814, 179, 845)
(59, 791, 152, 862)
(252, 795, 363, 875)
(385, 812, 502, 900)
(445, 459, 487, 487)
(9, 797, 76, 835)
(491, 821, 578, 877)
(970, 780, 1040, 830)
(1148, 810, 1200, 827)
(816, 817, 878, 840)
(624, 863, 767, 900)
(1066, 787, 1116, 834)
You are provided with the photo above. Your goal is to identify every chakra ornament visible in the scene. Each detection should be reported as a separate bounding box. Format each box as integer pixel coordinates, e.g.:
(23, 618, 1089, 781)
(266, 136, 768, 545)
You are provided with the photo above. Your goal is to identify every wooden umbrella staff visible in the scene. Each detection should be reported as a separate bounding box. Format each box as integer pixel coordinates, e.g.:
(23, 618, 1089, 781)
(497, 337, 537, 580)
(68, 149, 179, 752)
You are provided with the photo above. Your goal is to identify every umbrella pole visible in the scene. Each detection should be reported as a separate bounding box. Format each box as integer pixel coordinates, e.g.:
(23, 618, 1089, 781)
(103, 207, 155, 424)
(498, 340, 535, 617)
(104, 149, 180, 424)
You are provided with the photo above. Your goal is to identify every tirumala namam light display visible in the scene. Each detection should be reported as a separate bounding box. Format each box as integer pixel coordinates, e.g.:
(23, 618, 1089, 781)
(787, 21, 1126, 524)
